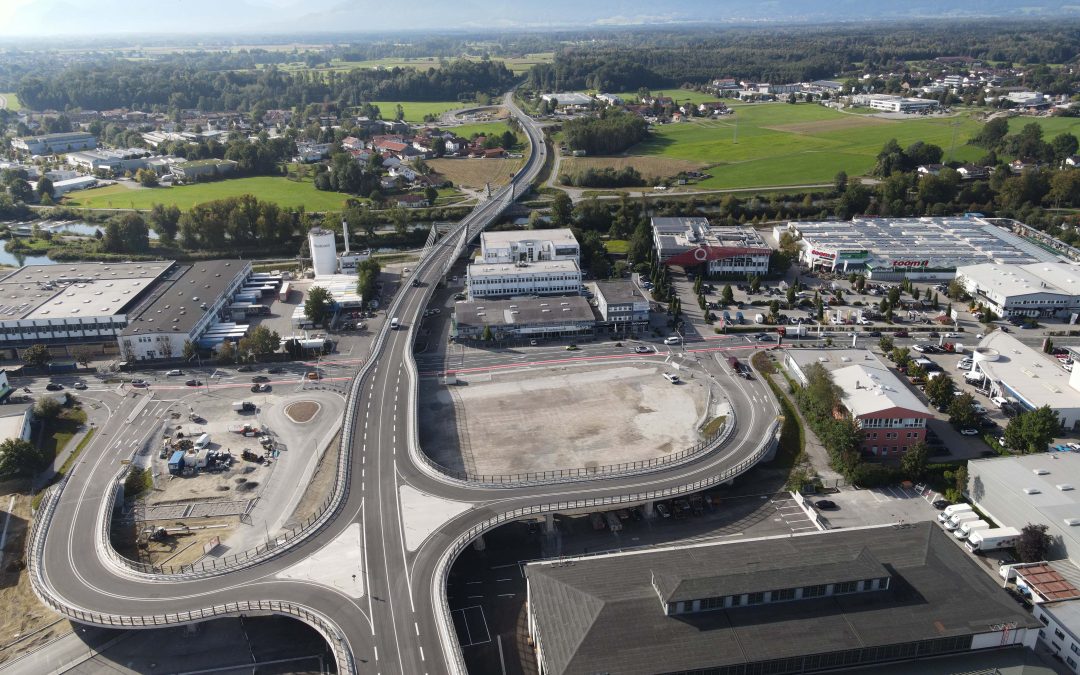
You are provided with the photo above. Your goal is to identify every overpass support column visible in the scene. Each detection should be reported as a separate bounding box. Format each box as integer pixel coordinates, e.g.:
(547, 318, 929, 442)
(642, 501, 655, 519)
(722, 478, 735, 487)
(544, 514, 556, 534)
(473, 535, 486, 552)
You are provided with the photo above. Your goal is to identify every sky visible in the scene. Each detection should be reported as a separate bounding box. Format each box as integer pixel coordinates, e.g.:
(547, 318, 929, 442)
(0, 0, 1077, 37)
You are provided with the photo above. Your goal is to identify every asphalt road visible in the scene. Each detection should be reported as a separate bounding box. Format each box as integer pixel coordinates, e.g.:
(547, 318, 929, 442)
(26, 93, 782, 675)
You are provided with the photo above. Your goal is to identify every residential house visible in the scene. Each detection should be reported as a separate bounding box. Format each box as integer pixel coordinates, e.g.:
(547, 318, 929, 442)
(1066, 155, 1080, 168)
(957, 164, 990, 180)
(395, 193, 430, 208)
(917, 164, 945, 176)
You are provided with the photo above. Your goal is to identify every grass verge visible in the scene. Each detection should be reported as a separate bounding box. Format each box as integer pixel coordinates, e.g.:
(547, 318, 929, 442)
(701, 415, 727, 438)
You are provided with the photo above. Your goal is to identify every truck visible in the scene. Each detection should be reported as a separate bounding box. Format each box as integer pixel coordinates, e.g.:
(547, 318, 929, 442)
(232, 401, 256, 412)
(279, 281, 291, 303)
(753, 313, 765, 324)
(945, 511, 981, 532)
(168, 450, 186, 475)
(227, 423, 261, 435)
(966, 526, 1022, 554)
(938, 503, 972, 524)
(955, 519, 990, 540)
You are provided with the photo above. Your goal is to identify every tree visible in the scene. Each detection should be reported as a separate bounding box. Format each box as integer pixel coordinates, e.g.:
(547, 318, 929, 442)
(215, 340, 237, 364)
(34, 396, 63, 422)
(833, 170, 848, 195)
(71, 345, 95, 369)
(424, 186, 439, 204)
(1017, 523, 1052, 563)
(750, 276, 761, 293)
(149, 203, 181, 243)
(786, 285, 796, 308)
(891, 346, 911, 369)
(356, 258, 381, 306)
(304, 286, 334, 326)
(948, 392, 980, 429)
(901, 442, 929, 480)
(878, 335, 894, 353)
(391, 207, 409, 236)
(246, 325, 281, 358)
(947, 279, 967, 301)
(22, 343, 51, 368)
(925, 373, 956, 410)
(0, 438, 48, 478)
(721, 284, 734, 305)
(7, 178, 32, 203)
(1003, 406, 1060, 455)
(182, 340, 198, 361)
(135, 168, 159, 187)
(35, 176, 55, 200)
(1051, 133, 1080, 163)
(482, 325, 493, 341)
(550, 192, 573, 227)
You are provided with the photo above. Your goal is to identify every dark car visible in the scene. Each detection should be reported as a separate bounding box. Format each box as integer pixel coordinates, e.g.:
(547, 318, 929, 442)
(45, 382, 63, 391)
(237, 365, 254, 372)
(268, 367, 285, 374)
(251, 375, 270, 383)
(932, 498, 951, 510)
(816, 499, 838, 510)
(868, 331, 882, 337)
(185, 379, 202, 386)
(251, 383, 270, 392)
(894, 330, 910, 338)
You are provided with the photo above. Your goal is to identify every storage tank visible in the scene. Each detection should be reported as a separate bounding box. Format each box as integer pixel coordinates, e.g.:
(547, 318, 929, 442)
(308, 228, 338, 276)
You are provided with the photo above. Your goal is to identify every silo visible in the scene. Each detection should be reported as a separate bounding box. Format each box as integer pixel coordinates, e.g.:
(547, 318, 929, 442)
(308, 228, 338, 276)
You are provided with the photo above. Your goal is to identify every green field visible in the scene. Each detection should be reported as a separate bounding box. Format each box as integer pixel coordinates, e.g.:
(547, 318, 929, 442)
(369, 100, 465, 123)
(613, 89, 726, 106)
(445, 121, 517, 140)
(0, 92, 22, 111)
(1006, 115, 1080, 137)
(64, 176, 358, 212)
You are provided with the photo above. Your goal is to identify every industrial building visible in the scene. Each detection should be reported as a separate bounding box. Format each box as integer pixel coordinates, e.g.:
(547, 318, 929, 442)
(652, 217, 772, 276)
(955, 262, 1080, 320)
(65, 148, 154, 174)
(171, 159, 237, 181)
(525, 522, 1038, 675)
(0, 401, 32, 446)
(307, 225, 371, 276)
(120, 260, 252, 360)
(969, 332, 1080, 430)
(11, 132, 97, 156)
(785, 349, 932, 457)
(478, 229, 580, 265)
(590, 281, 649, 333)
(852, 94, 940, 113)
(452, 296, 595, 341)
(45, 176, 98, 197)
(774, 216, 1060, 280)
(539, 92, 594, 108)
(967, 452, 1080, 566)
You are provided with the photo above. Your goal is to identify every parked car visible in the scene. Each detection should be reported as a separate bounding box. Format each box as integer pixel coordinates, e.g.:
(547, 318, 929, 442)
(45, 383, 63, 391)
(73, 381, 87, 390)
(251, 375, 270, 383)
(166, 369, 184, 376)
(816, 500, 838, 510)
(932, 498, 951, 510)
(960, 428, 980, 436)
(185, 379, 201, 387)
(663, 372, 680, 384)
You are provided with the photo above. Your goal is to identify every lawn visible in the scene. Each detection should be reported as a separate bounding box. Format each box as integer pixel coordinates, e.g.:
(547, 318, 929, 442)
(427, 157, 523, 190)
(445, 121, 516, 140)
(0, 92, 22, 111)
(64, 176, 357, 212)
(596, 103, 1005, 190)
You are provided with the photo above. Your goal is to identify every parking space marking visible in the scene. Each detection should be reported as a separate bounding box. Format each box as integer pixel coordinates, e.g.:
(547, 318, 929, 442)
(451, 606, 492, 647)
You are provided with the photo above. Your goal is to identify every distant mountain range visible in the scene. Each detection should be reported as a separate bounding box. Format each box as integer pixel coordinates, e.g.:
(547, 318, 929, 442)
(2, 0, 1079, 37)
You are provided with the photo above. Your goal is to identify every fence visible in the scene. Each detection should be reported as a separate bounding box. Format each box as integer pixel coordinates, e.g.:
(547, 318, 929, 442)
(430, 418, 780, 675)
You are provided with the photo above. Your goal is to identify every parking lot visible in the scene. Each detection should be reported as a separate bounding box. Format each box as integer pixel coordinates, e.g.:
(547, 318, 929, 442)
(810, 483, 941, 529)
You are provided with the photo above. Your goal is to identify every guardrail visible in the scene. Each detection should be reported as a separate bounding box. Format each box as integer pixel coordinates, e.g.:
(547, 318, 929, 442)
(430, 418, 781, 675)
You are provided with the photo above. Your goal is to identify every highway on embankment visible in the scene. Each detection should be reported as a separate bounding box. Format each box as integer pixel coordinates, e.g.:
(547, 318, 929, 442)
(24, 92, 781, 675)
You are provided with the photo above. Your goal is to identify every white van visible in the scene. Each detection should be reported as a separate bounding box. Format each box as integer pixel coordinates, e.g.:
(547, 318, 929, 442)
(390, 317, 401, 330)
(663, 336, 680, 345)
(194, 433, 211, 449)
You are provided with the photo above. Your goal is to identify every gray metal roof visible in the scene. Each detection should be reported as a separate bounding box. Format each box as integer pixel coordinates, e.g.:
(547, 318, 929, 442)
(122, 260, 248, 338)
(592, 280, 645, 305)
(454, 296, 595, 328)
(526, 522, 1039, 675)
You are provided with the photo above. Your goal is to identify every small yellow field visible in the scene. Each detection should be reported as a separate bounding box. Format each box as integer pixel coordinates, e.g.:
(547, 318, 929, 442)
(559, 156, 707, 182)
(428, 157, 523, 190)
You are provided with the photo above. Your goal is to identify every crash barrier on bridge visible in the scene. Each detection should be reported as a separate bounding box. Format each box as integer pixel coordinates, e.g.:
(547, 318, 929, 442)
(24, 476, 357, 674)
(431, 418, 782, 675)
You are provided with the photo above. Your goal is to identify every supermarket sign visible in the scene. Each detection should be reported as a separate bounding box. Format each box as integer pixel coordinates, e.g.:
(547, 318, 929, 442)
(891, 260, 930, 268)
(811, 249, 836, 260)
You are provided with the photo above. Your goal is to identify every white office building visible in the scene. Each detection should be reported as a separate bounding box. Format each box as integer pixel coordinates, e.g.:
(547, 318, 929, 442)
(852, 94, 940, 113)
(956, 262, 1080, 319)
(1033, 600, 1080, 672)
(466, 260, 582, 300)
(11, 132, 96, 155)
(774, 216, 1060, 281)
(478, 229, 580, 265)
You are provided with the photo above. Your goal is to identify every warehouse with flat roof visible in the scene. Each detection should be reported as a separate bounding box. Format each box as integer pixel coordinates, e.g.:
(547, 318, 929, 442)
(452, 296, 595, 341)
(968, 452, 1080, 566)
(774, 216, 1060, 281)
(525, 522, 1038, 675)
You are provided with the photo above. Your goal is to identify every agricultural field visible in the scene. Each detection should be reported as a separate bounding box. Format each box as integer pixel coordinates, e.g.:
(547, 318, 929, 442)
(1007, 115, 1080, 137)
(0, 92, 22, 110)
(63, 176, 358, 212)
(442, 121, 516, 140)
(559, 156, 707, 182)
(613, 89, 727, 106)
(560, 102, 1006, 190)
(427, 157, 523, 190)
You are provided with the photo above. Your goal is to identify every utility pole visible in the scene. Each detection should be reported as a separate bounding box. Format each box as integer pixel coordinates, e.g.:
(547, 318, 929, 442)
(733, 114, 739, 145)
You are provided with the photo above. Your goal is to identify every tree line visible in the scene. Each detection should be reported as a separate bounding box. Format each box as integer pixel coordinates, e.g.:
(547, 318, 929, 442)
(561, 110, 649, 155)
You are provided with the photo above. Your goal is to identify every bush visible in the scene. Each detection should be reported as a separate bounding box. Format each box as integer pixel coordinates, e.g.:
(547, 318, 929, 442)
(124, 467, 153, 501)
(849, 463, 903, 488)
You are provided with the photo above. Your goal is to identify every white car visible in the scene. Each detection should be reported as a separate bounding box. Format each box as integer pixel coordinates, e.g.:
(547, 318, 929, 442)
(166, 369, 183, 376)
(957, 360, 973, 370)
(663, 336, 681, 345)
(960, 428, 980, 436)
(663, 373, 680, 383)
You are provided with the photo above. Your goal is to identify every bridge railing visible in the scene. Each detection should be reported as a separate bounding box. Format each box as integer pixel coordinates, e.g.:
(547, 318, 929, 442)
(431, 418, 780, 674)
